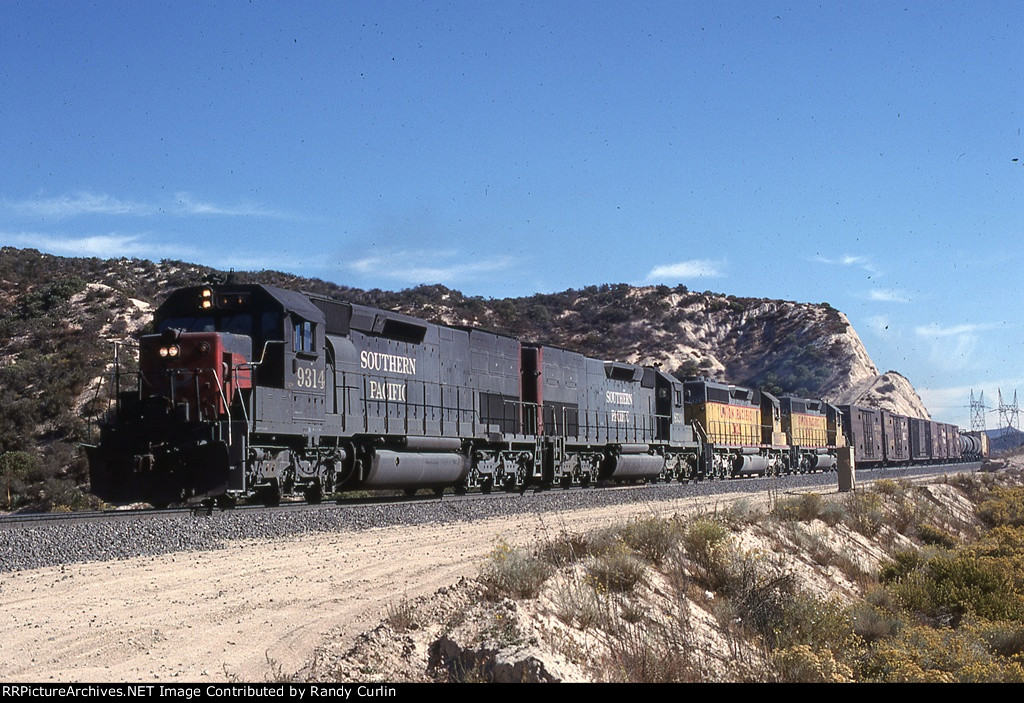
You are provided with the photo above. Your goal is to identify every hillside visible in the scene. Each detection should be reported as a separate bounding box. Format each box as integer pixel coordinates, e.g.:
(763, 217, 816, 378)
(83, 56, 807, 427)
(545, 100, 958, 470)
(988, 427, 1024, 454)
(0, 246, 929, 510)
(304, 463, 1024, 683)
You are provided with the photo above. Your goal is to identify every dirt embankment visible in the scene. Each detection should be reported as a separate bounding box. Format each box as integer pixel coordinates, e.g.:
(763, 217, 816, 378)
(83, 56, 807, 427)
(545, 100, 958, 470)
(0, 490, 722, 682)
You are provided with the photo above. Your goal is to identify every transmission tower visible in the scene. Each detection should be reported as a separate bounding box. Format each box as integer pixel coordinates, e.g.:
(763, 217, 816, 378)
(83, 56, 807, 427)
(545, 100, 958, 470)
(997, 389, 1021, 431)
(970, 389, 988, 431)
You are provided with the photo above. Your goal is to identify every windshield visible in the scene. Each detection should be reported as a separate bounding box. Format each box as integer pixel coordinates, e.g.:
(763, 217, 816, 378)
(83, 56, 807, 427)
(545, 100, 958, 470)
(158, 314, 253, 335)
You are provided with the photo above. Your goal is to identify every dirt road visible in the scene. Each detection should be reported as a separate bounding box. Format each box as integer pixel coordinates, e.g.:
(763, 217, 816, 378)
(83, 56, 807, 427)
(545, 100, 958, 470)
(0, 490, 724, 682)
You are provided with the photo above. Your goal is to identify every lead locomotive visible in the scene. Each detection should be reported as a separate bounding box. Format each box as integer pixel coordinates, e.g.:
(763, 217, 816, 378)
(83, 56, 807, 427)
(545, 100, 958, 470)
(87, 283, 703, 506)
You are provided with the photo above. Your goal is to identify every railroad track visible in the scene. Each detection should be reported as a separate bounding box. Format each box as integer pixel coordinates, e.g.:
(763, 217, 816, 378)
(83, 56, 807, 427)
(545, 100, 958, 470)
(0, 460, 981, 531)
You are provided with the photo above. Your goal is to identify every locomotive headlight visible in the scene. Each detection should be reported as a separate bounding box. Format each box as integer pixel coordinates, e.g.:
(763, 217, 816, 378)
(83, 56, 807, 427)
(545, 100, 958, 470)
(167, 345, 180, 358)
(197, 341, 210, 355)
(158, 346, 169, 358)
(201, 299, 213, 309)
(201, 288, 213, 298)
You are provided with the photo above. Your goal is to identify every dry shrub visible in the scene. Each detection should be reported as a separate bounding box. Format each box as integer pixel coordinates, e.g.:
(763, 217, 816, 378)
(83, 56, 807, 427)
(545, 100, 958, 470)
(723, 497, 763, 525)
(537, 531, 590, 567)
(682, 517, 732, 590)
(551, 574, 606, 629)
(844, 491, 886, 536)
(601, 617, 702, 683)
(873, 478, 910, 497)
(619, 515, 682, 565)
(479, 540, 553, 599)
(587, 542, 647, 593)
(772, 644, 853, 683)
(385, 596, 416, 631)
(773, 492, 824, 522)
(850, 601, 902, 644)
(819, 499, 848, 526)
(976, 619, 1024, 657)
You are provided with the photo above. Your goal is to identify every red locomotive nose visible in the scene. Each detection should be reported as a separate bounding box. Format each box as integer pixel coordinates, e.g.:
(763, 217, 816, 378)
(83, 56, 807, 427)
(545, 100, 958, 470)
(140, 331, 245, 422)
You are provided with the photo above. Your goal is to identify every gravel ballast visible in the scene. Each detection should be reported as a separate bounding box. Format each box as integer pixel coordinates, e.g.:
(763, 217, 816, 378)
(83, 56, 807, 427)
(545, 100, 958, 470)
(0, 462, 974, 572)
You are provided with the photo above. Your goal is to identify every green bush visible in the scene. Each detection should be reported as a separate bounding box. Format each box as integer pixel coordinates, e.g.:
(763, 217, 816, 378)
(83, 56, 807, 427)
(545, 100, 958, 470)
(886, 549, 1024, 623)
(978, 487, 1024, 527)
(917, 523, 957, 549)
(772, 644, 853, 683)
(0, 450, 38, 510)
(858, 623, 1024, 683)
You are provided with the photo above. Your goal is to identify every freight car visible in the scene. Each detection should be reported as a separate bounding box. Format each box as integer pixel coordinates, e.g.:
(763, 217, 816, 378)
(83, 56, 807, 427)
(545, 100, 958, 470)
(85, 282, 976, 507)
(837, 403, 986, 467)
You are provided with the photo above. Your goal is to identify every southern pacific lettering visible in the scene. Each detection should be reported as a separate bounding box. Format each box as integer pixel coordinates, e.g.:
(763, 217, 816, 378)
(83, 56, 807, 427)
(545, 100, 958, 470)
(359, 351, 417, 375)
(368, 380, 407, 402)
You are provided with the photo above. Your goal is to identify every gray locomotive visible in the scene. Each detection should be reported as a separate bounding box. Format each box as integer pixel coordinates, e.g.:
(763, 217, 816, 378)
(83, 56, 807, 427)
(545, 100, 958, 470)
(85, 282, 980, 507)
(87, 283, 700, 506)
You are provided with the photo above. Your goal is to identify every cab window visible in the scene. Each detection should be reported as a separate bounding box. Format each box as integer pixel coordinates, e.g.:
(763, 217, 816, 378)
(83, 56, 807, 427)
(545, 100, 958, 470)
(293, 319, 314, 352)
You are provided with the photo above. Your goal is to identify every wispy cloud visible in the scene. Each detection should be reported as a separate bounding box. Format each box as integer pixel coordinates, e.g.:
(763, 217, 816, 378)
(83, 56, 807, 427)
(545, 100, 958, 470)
(172, 192, 295, 219)
(915, 322, 999, 338)
(646, 259, 725, 281)
(347, 249, 514, 285)
(5, 192, 152, 218)
(4, 191, 297, 220)
(868, 288, 910, 303)
(6, 231, 201, 260)
(814, 253, 882, 277)
(913, 322, 1001, 374)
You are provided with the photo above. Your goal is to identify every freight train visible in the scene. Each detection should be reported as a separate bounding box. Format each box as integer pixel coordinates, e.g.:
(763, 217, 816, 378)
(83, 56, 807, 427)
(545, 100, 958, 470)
(84, 282, 984, 507)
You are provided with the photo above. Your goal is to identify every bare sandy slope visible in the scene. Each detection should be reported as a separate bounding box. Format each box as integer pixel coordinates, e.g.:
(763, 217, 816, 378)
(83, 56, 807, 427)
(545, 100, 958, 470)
(0, 488, 741, 683)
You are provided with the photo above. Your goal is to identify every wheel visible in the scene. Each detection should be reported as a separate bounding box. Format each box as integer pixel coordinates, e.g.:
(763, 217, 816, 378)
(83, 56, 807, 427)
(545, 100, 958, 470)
(304, 486, 323, 504)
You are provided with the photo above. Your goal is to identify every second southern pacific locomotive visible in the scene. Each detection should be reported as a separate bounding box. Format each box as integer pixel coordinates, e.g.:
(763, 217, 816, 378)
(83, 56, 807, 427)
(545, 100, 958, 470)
(85, 283, 983, 507)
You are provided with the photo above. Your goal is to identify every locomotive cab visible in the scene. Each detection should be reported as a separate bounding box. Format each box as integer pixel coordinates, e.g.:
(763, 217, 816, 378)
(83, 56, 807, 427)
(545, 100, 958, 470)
(87, 284, 310, 506)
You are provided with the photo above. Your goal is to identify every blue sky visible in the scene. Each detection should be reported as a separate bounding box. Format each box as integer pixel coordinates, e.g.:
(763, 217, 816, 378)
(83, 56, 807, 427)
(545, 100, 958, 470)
(1, 1, 1022, 428)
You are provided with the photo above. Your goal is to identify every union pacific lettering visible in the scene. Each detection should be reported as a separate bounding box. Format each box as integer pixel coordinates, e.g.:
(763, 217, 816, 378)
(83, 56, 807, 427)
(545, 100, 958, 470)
(359, 351, 417, 375)
(793, 413, 826, 430)
(714, 404, 759, 423)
